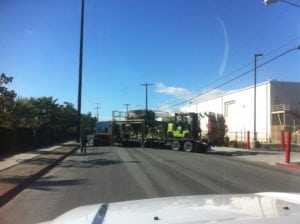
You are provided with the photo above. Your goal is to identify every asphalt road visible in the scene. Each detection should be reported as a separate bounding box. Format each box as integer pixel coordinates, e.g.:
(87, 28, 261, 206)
(1, 145, 300, 224)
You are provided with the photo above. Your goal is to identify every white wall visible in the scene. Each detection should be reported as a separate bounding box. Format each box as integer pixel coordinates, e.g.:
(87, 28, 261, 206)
(181, 80, 300, 143)
(181, 81, 272, 142)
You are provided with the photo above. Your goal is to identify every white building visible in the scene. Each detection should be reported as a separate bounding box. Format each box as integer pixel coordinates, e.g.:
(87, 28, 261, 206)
(180, 80, 300, 144)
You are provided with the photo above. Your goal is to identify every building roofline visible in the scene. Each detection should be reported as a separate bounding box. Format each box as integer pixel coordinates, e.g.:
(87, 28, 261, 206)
(191, 79, 300, 105)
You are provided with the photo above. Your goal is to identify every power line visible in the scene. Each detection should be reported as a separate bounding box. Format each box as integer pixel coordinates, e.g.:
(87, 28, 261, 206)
(170, 37, 300, 110)
(165, 45, 300, 110)
(282, 0, 300, 8)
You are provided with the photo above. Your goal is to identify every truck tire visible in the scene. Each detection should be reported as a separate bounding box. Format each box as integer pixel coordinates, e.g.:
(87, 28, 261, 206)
(171, 140, 181, 151)
(183, 141, 193, 152)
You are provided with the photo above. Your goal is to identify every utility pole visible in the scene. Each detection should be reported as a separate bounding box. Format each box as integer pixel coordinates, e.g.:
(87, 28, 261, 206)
(124, 104, 130, 119)
(140, 83, 152, 148)
(95, 103, 100, 121)
(140, 83, 153, 113)
(76, 0, 85, 142)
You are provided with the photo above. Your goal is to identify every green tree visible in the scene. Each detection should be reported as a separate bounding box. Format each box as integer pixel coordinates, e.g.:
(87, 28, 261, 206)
(13, 97, 51, 129)
(13, 95, 95, 144)
(13, 97, 78, 144)
(13, 97, 36, 128)
(0, 73, 16, 128)
(59, 102, 77, 137)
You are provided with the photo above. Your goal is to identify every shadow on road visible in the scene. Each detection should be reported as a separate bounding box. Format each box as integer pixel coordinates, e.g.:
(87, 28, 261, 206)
(58, 158, 140, 169)
(29, 175, 88, 191)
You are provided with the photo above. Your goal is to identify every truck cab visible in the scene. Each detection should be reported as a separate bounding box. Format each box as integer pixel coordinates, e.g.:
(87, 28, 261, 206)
(93, 121, 113, 146)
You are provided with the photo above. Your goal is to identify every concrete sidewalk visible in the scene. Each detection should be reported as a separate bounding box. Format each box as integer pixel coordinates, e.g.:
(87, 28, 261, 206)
(0, 142, 80, 207)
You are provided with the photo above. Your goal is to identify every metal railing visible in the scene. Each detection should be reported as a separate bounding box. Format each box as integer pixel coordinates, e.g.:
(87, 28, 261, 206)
(272, 125, 300, 145)
(272, 104, 292, 112)
(225, 130, 300, 146)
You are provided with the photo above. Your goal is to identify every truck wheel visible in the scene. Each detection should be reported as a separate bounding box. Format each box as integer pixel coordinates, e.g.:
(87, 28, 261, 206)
(171, 140, 181, 151)
(183, 141, 193, 152)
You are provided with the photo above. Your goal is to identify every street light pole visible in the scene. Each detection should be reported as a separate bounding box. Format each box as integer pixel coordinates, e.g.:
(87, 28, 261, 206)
(254, 53, 263, 147)
(76, 0, 85, 142)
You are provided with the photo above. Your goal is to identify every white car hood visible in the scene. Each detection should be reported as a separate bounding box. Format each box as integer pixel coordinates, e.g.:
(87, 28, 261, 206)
(40, 192, 300, 224)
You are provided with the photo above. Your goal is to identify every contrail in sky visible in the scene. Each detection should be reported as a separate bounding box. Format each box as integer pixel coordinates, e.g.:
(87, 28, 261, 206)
(216, 16, 229, 77)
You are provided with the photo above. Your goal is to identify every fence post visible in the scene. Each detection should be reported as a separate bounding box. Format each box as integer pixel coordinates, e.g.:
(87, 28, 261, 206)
(280, 129, 285, 151)
(246, 131, 250, 150)
(285, 131, 291, 164)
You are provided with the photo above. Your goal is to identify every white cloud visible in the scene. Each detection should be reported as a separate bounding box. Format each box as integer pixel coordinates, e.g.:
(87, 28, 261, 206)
(155, 82, 197, 100)
(155, 82, 226, 103)
(154, 82, 227, 112)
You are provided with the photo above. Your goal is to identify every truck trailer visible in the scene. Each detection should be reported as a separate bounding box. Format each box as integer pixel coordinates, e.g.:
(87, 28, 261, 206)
(111, 110, 228, 153)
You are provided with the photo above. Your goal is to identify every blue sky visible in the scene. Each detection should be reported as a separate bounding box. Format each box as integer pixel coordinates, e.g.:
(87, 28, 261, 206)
(1, 0, 300, 120)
